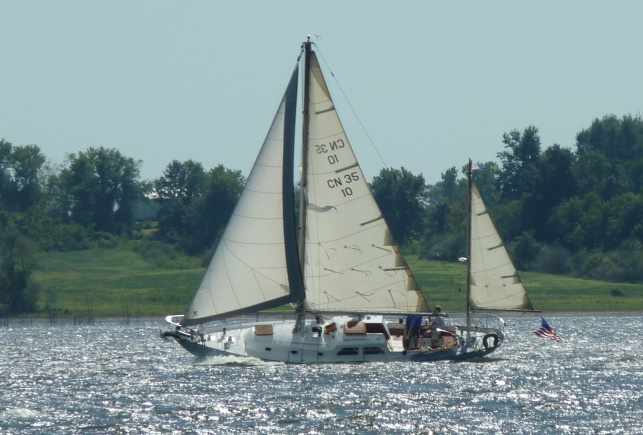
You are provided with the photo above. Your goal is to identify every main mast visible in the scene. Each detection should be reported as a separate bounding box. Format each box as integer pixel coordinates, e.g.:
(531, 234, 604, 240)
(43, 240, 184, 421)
(466, 159, 473, 330)
(294, 36, 312, 331)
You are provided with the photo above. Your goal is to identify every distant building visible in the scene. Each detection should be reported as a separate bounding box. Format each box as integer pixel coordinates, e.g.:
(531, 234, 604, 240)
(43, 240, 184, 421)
(134, 198, 158, 221)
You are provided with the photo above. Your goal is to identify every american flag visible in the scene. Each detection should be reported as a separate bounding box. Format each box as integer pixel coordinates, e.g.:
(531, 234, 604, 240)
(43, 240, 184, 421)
(534, 317, 562, 342)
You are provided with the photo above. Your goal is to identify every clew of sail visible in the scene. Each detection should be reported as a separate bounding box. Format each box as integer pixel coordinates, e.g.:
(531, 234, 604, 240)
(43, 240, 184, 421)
(468, 182, 534, 311)
(183, 67, 304, 326)
(302, 51, 428, 314)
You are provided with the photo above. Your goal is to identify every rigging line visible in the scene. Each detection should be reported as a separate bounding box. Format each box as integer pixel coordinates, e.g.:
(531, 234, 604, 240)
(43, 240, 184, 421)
(313, 44, 387, 170)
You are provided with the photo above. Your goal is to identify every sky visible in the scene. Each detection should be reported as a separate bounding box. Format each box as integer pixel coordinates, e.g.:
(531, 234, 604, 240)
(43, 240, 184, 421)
(2, 2, 642, 185)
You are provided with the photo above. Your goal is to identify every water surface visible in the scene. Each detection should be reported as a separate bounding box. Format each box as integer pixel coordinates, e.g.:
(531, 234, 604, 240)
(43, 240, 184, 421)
(1, 316, 641, 434)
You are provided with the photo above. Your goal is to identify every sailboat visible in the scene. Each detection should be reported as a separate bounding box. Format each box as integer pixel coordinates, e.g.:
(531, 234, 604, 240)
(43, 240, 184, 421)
(162, 38, 535, 363)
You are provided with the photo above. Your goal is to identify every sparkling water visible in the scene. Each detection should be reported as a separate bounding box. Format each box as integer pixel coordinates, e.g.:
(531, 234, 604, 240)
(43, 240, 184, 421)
(1, 316, 641, 434)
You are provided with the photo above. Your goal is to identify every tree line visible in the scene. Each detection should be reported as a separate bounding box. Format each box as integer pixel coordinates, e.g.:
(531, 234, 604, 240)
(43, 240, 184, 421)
(1, 113, 642, 314)
(371, 114, 643, 285)
(0, 140, 247, 314)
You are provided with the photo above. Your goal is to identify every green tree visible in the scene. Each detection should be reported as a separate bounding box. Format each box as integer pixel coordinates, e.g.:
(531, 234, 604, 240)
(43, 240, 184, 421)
(433, 167, 459, 203)
(0, 228, 38, 314)
(0, 140, 12, 210)
(552, 193, 606, 251)
(524, 144, 577, 242)
(154, 160, 208, 245)
(153, 162, 244, 255)
(425, 167, 467, 234)
(576, 114, 643, 160)
(59, 147, 141, 235)
(469, 161, 502, 208)
(574, 151, 631, 200)
(186, 165, 245, 255)
(497, 126, 541, 201)
(0, 140, 47, 212)
(419, 115, 643, 282)
(370, 167, 428, 245)
(575, 114, 642, 199)
(507, 230, 541, 270)
(604, 193, 643, 250)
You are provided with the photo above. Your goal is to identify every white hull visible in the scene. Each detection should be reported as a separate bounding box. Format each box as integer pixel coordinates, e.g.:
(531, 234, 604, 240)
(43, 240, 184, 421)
(163, 315, 504, 363)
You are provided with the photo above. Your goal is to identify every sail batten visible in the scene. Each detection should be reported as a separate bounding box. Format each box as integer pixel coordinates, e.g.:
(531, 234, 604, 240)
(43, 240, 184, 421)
(334, 162, 360, 173)
(358, 215, 382, 226)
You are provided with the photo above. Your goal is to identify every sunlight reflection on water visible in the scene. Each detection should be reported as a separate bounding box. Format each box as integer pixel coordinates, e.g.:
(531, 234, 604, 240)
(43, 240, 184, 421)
(1, 316, 642, 434)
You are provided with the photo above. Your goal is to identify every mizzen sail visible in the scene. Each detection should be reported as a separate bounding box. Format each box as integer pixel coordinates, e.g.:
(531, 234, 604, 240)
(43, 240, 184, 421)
(468, 182, 534, 311)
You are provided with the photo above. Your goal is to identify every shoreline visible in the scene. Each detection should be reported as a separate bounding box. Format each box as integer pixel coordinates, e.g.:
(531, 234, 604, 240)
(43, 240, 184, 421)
(524, 310, 643, 318)
(449, 310, 643, 319)
(3, 310, 643, 327)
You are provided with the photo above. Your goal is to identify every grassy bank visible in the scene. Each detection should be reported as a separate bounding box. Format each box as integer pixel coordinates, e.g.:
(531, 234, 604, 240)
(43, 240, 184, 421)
(24, 249, 643, 321)
(407, 257, 643, 312)
(31, 248, 203, 319)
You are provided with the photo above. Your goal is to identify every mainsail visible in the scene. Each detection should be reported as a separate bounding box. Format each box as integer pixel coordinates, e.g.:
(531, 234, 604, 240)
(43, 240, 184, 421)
(302, 51, 428, 314)
(468, 182, 534, 311)
(183, 42, 429, 327)
(183, 67, 304, 326)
